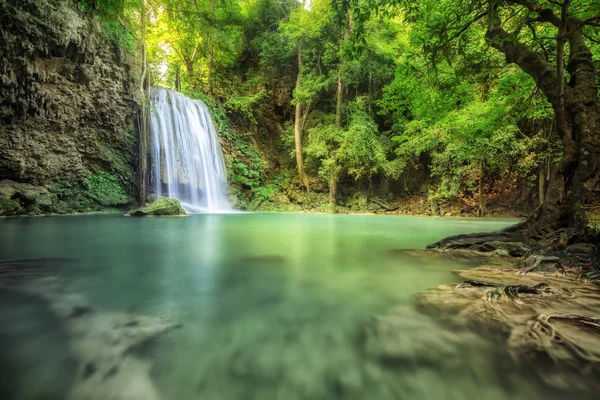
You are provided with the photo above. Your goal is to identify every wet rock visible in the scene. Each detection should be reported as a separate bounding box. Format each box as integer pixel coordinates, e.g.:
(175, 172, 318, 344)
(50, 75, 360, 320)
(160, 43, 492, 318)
(128, 199, 186, 216)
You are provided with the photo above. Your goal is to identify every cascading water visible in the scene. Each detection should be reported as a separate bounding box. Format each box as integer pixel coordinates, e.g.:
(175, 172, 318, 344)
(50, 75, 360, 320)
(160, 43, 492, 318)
(149, 87, 230, 213)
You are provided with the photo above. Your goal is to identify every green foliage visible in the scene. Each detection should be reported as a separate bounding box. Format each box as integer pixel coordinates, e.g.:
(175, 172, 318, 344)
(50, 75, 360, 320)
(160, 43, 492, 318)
(338, 108, 387, 179)
(248, 171, 294, 210)
(85, 171, 129, 206)
(100, 20, 136, 52)
(225, 91, 268, 123)
(78, 0, 137, 52)
(206, 102, 268, 207)
(229, 138, 267, 190)
(0, 198, 23, 216)
(134, 0, 600, 214)
(48, 172, 129, 214)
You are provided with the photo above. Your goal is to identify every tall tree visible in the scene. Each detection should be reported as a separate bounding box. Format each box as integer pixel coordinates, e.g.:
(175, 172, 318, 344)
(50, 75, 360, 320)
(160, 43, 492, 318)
(406, 0, 600, 239)
(282, 1, 329, 192)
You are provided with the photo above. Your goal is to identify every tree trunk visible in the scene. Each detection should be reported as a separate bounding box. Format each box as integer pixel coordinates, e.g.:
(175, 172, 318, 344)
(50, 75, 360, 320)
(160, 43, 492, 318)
(136, 0, 149, 206)
(294, 41, 309, 192)
(174, 64, 181, 92)
(486, 0, 600, 240)
(430, 197, 440, 216)
(478, 160, 486, 217)
(184, 60, 195, 89)
(328, 69, 342, 204)
(335, 70, 342, 127)
(208, 0, 216, 96)
(538, 163, 545, 206)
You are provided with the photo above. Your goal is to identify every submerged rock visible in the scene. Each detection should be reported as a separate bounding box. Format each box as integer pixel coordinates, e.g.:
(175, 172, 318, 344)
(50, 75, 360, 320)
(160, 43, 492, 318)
(415, 263, 600, 394)
(0, 258, 181, 400)
(128, 199, 186, 216)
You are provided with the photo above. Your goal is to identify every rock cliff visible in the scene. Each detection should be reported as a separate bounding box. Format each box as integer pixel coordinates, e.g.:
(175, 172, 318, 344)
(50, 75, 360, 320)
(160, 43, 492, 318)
(0, 0, 139, 215)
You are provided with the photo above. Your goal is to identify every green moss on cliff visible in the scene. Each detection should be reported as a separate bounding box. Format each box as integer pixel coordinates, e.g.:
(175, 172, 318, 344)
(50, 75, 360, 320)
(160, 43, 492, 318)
(0, 0, 139, 216)
(85, 171, 129, 207)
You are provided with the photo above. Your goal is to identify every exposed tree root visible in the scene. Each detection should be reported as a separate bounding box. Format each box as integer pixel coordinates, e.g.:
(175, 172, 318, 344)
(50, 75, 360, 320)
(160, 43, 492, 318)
(415, 262, 600, 393)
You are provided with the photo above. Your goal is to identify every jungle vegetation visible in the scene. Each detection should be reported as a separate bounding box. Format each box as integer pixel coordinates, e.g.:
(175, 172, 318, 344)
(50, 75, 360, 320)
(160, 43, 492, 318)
(83, 0, 600, 239)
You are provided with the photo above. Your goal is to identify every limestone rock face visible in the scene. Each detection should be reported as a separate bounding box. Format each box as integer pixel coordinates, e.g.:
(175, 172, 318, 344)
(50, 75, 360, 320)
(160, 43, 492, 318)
(0, 179, 56, 215)
(128, 198, 186, 216)
(0, 0, 140, 215)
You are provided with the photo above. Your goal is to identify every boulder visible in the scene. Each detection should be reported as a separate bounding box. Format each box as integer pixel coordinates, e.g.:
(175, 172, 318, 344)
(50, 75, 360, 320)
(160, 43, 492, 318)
(128, 199, 186, 216)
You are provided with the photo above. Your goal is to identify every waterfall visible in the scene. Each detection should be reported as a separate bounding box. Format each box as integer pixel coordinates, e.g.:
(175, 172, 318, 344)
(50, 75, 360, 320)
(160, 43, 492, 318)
(149, 87, 230, 213)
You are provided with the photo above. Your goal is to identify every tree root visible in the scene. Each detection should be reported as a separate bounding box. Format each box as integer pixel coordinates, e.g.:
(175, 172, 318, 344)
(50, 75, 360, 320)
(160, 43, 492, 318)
(426, 231, 523, 252)
(519, 255, 562, 275)
(458, 280, 552, 302)
(510, 314, 600, 365)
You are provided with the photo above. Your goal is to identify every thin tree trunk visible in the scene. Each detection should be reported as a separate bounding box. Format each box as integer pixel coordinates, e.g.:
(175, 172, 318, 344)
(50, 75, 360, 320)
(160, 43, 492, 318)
(335, 70, 342, 127)
(174, 64, 181, 91)
(208, 0, 216, 96)
(136, 0, 149, 206)
(294, 41, 309, 192)
(538, 163, 545, 206)
(329, 69, 342, 204)
(478, 160, 486, 217)
(430, 197, 440, 216)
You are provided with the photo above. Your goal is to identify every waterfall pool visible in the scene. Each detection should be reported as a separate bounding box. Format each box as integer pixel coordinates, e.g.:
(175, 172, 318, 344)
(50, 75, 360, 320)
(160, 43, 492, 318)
(0, 213, 590, 399)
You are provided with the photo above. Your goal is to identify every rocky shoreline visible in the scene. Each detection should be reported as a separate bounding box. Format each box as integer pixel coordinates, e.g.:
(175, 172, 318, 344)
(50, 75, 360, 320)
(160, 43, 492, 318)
(416, 234, 600, 394)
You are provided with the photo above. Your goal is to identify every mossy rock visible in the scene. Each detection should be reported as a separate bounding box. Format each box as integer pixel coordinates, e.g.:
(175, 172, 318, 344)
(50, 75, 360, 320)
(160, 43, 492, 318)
(0, 198, 23, 216)
(128, 198, 186, 217)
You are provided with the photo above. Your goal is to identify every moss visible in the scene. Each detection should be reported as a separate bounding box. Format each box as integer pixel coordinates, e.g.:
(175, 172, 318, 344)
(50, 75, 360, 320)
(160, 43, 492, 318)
(85, 171, 129, 206)
(48, 171, 131, 214)
(0, 198, 23, 216)
(128, 198, 186, 216)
